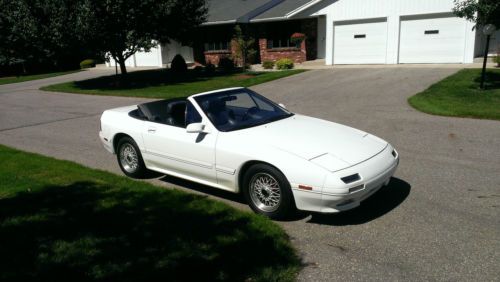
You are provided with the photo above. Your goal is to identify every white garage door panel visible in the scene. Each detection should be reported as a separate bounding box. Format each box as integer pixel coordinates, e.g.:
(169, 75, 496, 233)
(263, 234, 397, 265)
(134, 45, 161, 67)
(334, 21, 388, 64)
(399, 17, 466, 63)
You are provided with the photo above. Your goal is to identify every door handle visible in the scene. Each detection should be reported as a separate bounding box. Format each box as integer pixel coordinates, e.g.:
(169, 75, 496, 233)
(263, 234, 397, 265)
(148, 127, 156, 133)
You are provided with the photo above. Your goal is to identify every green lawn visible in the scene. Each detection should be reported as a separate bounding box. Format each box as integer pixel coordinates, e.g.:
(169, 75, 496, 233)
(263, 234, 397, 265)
(0, 145, 301, 281)
(0, 70, 81, 85)
(408, 68, 500, 120)
(41, 69, 306, 99)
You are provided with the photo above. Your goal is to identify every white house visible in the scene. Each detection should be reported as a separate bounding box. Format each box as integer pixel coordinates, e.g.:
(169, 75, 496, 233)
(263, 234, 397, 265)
(110, 0, 498, 68)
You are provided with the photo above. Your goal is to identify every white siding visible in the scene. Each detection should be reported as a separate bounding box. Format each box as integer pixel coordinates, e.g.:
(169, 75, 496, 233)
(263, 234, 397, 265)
(161, 41, 194, 64)
(299, 0, 476, 65)
(106, 40, 194, 68)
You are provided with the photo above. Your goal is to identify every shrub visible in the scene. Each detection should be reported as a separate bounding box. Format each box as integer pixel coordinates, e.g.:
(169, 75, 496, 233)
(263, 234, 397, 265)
(276, 58, 294, 70)
(494, 47, 500, 67)
(205, 62, 216, 74)
(171, 54, 187, 73)
(193, 65, 204, 74)
(218, 57, 235, 72)
(79, 59, 96, 69)
(494, 55, 500, 67)
(262, 60, 275, 69)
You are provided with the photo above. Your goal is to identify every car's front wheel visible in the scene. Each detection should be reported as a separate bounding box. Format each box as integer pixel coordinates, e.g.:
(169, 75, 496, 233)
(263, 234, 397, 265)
(243, 164, 295, 220)
(116, 136, 147, 178)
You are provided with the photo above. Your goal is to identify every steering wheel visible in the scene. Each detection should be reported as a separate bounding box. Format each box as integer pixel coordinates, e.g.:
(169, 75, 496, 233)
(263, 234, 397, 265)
(241, 107, 259, 121)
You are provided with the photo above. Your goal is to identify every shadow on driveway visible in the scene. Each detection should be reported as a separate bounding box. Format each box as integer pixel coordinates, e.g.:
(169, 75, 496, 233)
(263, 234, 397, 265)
(159, 175, 246, 205)
(307, 177, 411, 226)
(158, 174, 410, 225)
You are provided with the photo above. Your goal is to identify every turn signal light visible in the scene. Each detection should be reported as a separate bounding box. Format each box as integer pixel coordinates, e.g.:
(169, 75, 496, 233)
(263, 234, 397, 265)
(298, 185, 313, 191)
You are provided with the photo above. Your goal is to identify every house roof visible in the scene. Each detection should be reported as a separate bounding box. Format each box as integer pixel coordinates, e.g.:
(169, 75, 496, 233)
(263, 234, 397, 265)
(204, 0, 321, 24)
(251, 0, 319, 22)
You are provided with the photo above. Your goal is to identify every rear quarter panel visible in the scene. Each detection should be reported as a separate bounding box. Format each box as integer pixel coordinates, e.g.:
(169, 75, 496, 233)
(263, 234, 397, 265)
(100, 107, 145, 154)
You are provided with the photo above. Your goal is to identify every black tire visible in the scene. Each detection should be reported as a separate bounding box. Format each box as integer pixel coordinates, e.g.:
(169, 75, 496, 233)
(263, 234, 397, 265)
(243, 163, 296, 220)
(116, 136, 148, 178)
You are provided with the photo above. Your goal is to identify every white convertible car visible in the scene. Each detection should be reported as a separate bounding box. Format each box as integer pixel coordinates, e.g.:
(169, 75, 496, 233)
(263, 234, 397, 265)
(99, 87, 399, 219)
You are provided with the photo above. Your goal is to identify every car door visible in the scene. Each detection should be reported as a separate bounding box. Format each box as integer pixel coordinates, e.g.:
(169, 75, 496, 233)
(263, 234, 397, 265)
(141, 101, 217, 183)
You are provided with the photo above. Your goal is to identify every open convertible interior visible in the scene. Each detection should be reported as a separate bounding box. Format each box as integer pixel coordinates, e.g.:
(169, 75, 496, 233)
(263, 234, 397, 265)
(130, 99, 188, 127)
(129, 88, 293, 131)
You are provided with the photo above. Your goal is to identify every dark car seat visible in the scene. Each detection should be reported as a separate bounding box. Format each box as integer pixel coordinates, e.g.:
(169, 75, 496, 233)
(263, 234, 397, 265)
(166, 101, 187, 127)
(205, 99, 229, 126)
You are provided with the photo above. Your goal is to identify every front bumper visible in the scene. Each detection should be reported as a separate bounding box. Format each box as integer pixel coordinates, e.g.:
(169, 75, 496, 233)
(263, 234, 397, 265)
(292, 146, 399, 213)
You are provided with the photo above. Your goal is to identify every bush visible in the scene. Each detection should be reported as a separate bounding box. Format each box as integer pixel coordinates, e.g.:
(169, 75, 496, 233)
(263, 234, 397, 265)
(79, 59, 96, 69)
(276, 58, 294, 70)
(193, 65, 204, 74)
(218, 57, 235, 72)
(262, 60, 275, 69)
(494, 55, 500, 67)
(171, 54, 187, 73)
(494, 47, 500, 67)
(205, 62, 216, 74)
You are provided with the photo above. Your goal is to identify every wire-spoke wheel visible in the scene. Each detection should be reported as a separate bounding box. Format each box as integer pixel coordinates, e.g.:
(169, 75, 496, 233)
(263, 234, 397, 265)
(249, 173, 282, 213)
(116, 136, 147, 178)
(243, 164, 296, 219)
(119, 143, 139, 173)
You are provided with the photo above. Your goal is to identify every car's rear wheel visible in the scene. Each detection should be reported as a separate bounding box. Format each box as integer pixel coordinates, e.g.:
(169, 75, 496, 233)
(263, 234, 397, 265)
(116, 136, 147, 178)
(243, 164, 295, 219)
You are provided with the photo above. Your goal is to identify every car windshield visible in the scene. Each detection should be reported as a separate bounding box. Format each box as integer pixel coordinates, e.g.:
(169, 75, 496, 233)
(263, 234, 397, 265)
(194, 88, 293, 132)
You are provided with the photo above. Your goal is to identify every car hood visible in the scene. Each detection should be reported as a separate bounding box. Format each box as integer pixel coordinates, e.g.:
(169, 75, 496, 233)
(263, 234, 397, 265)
(243, 114, 387, 172)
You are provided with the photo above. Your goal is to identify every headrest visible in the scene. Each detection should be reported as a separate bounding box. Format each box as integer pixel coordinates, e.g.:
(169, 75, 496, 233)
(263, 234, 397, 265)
(167, 101, 186, 114)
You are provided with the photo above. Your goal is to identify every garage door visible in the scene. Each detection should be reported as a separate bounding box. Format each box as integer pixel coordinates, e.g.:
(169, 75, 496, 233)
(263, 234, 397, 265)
(399, 16, 466, 63)
(134, 45, 162, 67)
(333, 19, 388, 64)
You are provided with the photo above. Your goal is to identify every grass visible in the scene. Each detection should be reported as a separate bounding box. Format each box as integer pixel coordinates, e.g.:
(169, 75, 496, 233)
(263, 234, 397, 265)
(0, 145, 301, 282)
(41, 68, 306, 99)
(0, 70, 81, 85)
(408, 68, 500, 120)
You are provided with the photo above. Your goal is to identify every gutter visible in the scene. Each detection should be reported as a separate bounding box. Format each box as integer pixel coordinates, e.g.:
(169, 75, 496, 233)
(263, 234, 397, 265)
(285, 0, 323, 18)
(250, 0, 323, 23)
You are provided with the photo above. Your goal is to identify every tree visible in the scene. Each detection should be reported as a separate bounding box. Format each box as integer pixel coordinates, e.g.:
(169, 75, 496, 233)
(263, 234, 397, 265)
(0, 0, 89, 74)
(232, 25, 257, 69)
(78, 0, 207, 75)
(453, 0, 500, 27)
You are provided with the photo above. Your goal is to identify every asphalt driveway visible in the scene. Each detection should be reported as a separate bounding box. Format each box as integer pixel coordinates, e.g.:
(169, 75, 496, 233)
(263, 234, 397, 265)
(1, 68, 499, 281)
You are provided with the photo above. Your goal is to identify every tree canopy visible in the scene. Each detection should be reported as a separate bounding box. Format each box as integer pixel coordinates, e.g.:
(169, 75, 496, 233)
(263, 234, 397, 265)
(78, 0, 207, 74)
(0, 0, 91, 74)
(453, 0, 500, 28)
(0, 0, 207, 75)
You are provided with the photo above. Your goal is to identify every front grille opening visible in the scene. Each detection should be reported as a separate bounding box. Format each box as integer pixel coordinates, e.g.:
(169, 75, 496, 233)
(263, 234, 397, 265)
(341, 173, 361, 184)
(349, 184, 364, 193)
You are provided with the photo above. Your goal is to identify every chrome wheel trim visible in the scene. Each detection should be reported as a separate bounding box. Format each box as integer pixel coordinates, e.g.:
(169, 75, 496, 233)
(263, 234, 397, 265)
(249, 172, 281, 213)
(119, 143, 139, 173)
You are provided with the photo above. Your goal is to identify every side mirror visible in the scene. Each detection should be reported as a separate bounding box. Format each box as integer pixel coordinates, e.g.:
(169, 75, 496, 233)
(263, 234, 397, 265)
(279, 103, 286, 109)
(186, 123, 205, 133)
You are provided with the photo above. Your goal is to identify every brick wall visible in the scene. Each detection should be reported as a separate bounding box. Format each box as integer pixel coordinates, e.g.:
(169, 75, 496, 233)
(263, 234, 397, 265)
(258, 38, 306, 63)
(204, 51, 232, 65)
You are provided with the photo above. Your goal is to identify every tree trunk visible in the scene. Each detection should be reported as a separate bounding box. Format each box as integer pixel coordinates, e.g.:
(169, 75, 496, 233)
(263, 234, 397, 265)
(116, 54, 128, 75)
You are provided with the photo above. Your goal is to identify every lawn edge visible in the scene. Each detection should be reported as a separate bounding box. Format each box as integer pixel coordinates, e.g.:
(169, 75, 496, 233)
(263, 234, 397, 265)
(38, 69, 308, 98)
(407, 68, 500, 121)
(0, 69, 83, 86)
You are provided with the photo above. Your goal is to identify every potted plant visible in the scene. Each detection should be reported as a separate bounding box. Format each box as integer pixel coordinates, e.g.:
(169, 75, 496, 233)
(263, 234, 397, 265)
(290, 33, 306, 48)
